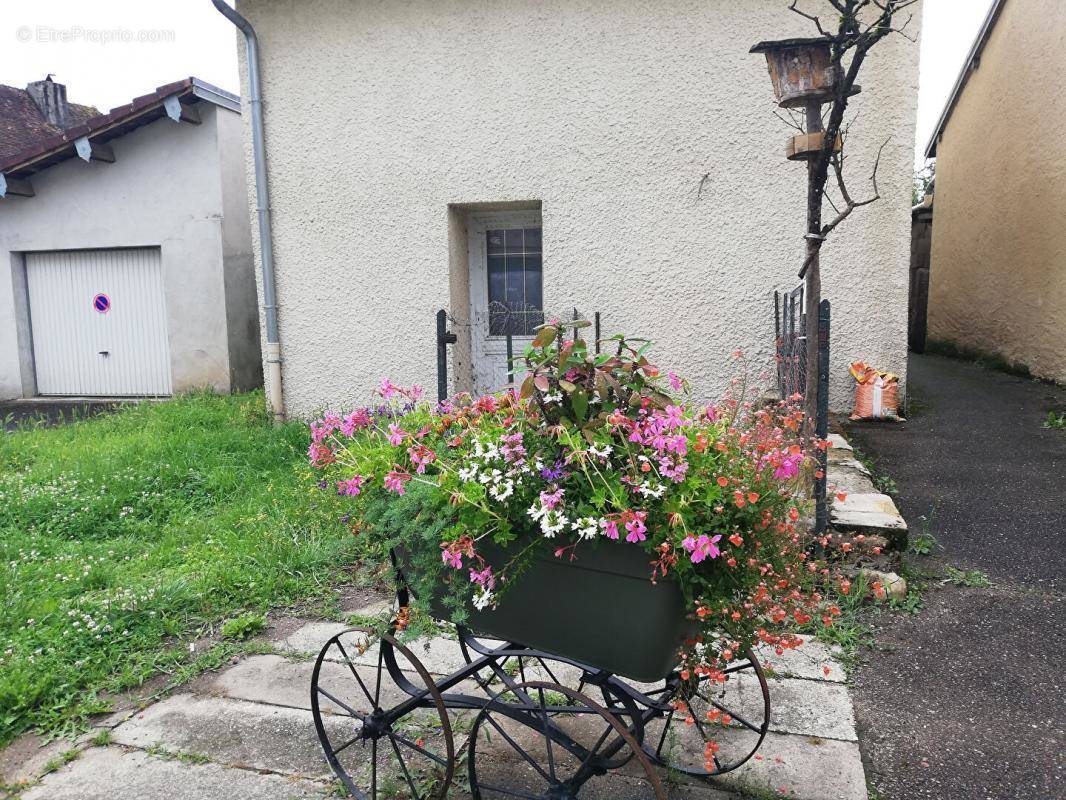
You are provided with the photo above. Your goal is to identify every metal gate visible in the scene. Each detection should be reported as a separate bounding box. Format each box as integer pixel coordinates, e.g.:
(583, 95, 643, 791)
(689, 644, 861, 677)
(26, 248, 172, 396)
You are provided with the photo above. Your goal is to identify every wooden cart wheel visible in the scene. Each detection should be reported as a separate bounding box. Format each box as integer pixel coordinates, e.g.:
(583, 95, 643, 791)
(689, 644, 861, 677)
(640, 646, 770, 777)
(468, 680, 665, 800)
(311, 626, 454, 799)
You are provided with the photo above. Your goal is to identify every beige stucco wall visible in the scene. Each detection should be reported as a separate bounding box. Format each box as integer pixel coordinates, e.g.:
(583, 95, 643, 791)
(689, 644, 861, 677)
(234, 0, 921, 416)
(928, 0, 1066, 383)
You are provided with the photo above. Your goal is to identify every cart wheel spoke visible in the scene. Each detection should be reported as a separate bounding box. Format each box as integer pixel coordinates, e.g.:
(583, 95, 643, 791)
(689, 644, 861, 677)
(641, 646, 770, 779)
(468, 680, 665, 800)
(482, 708, 554, 782)
(311, 626, 454, 799)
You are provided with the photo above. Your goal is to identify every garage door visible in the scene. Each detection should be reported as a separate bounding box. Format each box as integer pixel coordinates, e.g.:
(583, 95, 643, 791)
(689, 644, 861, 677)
(26, 248, 172, 396)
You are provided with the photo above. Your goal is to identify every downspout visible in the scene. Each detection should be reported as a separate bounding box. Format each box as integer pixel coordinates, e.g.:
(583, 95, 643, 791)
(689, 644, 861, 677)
(211, 0, 284, 423)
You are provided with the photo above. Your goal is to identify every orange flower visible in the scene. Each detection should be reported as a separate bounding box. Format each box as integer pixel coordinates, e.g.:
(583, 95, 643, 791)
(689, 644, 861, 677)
(716, 475, 729, 487)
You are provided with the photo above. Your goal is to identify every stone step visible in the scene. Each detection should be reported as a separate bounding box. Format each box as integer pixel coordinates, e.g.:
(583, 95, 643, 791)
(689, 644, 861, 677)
(831, 492, 907, 548)
(19, 747, 327, 800)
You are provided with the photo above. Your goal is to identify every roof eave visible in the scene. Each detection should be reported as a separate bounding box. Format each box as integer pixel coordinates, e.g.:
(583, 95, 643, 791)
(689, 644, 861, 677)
(924, 0, 1009, 160)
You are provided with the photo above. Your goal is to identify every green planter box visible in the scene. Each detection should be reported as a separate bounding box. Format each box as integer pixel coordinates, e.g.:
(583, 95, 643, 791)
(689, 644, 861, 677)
(397, 537, 695, 683)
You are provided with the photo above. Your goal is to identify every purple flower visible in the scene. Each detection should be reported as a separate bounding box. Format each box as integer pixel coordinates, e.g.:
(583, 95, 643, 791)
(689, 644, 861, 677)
(540, 460, 566, 481)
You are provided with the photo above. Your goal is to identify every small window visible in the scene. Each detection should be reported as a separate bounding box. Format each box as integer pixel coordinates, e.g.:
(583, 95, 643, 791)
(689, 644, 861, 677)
(486, 226, 543, 335)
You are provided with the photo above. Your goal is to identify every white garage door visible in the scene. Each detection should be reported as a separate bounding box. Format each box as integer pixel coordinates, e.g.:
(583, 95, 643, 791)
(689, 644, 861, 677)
(26, 248, 172, 396)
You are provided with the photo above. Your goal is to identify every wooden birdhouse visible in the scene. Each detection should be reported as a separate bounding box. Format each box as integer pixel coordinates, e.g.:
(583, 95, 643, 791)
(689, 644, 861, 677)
(750, 36, 838, 108)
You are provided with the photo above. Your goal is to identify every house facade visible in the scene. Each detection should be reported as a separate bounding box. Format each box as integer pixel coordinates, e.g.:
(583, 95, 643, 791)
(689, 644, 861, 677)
(924, 0, 1066, 383)
(231, 0, 921, 416)
(0, 78, 262, 399)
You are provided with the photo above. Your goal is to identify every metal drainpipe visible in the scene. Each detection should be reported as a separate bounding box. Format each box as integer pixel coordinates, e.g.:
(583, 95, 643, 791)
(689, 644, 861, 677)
(211, 0, 284, 423)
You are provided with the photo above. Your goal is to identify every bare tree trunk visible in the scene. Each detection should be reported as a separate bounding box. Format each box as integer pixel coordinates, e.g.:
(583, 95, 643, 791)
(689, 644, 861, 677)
(804, 101, 824, 426)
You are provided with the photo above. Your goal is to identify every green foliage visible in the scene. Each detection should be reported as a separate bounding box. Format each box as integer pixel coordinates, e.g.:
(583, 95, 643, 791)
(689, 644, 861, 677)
(90, 728, 112, 747)
(909, 529, 939, 556)
(219, 612, 267, 641)
(0, 391, 364, 746)
(1044, 411, 1066, 430)
(942, 567, 991, 588)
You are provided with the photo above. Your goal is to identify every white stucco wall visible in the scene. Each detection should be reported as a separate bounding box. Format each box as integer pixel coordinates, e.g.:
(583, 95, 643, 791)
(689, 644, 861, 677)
(0, 102, 260, 398)
(235, 0, 921, 416)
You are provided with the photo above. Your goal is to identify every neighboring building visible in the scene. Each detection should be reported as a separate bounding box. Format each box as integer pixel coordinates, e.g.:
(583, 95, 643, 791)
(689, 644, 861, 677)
(0, 77, 261, 399)
(924, 0, 1066, 383)
(230, 0, 921, 416)
(909, 187, 933, 353)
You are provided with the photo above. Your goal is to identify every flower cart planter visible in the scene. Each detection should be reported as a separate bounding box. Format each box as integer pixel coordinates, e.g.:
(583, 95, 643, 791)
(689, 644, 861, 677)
(310, 537, 773, 800)
(398, 537, 695, 683)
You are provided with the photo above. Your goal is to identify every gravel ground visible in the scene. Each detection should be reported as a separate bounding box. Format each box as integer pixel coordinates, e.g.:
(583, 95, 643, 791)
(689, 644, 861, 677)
(845, 353, 1065, 799)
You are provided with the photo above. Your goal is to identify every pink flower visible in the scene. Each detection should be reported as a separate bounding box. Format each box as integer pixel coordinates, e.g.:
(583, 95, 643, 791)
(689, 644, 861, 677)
(442, 550, 463, 569)
(682, 534, 722, 564)
(773, 453, 804, 480)
(340, 408, 371, 437)
(307, 442, 335, 468)
(624, 511, 648, 543)
(380, 378, 400, 400)
(410, 384, 425, 402)
(469, 565, 495, 589)
(407, 444, 436, 474)
(540, 488, 564, 511)
(336, 476, 365, 496)
(601, 519, 620, 540)
(387, 423, 406, 446)
(668, 371, 683, 391)
(384, 469, 411, 495)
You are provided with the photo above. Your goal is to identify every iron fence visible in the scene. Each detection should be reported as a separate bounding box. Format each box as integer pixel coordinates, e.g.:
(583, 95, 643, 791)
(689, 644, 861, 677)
(774, 287, 831, 534)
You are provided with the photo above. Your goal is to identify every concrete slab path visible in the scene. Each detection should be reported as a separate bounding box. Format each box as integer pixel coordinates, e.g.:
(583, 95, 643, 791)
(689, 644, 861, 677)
(7, 601, 871, 800)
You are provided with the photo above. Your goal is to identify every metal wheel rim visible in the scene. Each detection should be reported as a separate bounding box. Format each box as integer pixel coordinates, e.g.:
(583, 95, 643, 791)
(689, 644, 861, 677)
(310, 626, 455, 799)
(641, 645, 770, 777)
(468, 680, 665, 800)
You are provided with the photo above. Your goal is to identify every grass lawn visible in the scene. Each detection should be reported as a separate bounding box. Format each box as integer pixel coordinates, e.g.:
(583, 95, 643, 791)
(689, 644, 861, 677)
(0, 392, 361, 747)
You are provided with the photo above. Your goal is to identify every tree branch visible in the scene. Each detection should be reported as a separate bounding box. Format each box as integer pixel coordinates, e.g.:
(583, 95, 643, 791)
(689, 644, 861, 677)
(788, 0, 829, 35)
(821, 137, 889, 235)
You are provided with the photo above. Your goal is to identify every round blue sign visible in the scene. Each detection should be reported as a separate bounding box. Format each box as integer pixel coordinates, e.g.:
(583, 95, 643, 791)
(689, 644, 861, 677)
(93, 293, 110, 314)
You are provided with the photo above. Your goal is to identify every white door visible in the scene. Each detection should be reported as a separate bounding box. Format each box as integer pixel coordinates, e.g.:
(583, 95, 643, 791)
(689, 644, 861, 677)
(468, 211, 543, 396)
(26, 248, 172, 396)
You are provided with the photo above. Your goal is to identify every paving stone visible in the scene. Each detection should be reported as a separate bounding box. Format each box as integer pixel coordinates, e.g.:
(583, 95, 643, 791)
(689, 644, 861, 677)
(110, 694, 343, 779)
(19, 747, 327, 800)
(740, 675, 857, 741)
(754, 635, 846, 683)
(827, 462, 876, 495)
(831, 493, 907, 546)
(826, 433, 853, 452)
(709, 730, 868, 800)
(345, 599, 395, 619)
(210, 655, 408, 713)
(273, 621, 351, 655)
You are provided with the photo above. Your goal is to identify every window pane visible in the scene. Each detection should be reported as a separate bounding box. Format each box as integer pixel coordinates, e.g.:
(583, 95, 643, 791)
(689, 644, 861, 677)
(524, 227, 542, 252)
(487, 230, 505, 255)
(487, 255, 506, 306)
(522, 254, 544, 335)
(505, 254, 525, 308)
(505, 228, 524, 250)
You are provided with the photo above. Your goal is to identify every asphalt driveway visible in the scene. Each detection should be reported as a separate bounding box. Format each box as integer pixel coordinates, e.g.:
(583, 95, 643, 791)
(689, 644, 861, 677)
(845, 353, 1065, 800)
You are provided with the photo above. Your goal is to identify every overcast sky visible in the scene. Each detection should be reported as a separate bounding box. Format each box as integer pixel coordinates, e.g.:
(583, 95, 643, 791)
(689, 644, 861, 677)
(1, 0, 993, 169)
